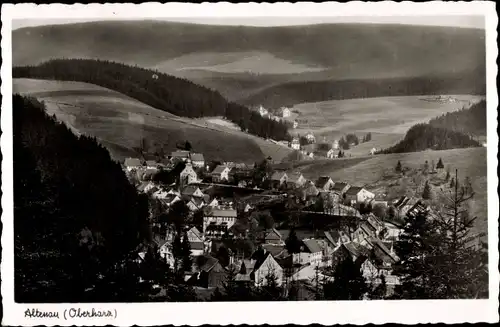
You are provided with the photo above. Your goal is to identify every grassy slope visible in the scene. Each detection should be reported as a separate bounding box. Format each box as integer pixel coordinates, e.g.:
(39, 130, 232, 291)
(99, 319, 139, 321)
(13, 78, 290, 163)
(299, 148, 488, 234)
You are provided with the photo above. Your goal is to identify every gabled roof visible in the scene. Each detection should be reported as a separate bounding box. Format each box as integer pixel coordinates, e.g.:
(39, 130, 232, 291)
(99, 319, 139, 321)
(182, 185, 202, 196)
(270, 171, 287, 181)
(212, 165, 230, 175)
(252, 251, 280, 272)
(190, 153, 205, 162)
(332, 182, 350, 191)
(204, 206, 237, 217)
(262, 244, 286, 257)
(171, 150, 190, 158)
(345, 186, 364, 196)
(190, 241, 204, 250)
(302, 181, 319, 197)
(124, 157, 142, 167)
(342, 242, 369, 259)
(264, 228, 282, 241)
(316, 176, 333, 189)
(302, 239, 322, 253)
(190, 197, 205, 207)
(198, 255, 220, 272)
(288, 172, 305, 183)
(188, 226, 202, 239)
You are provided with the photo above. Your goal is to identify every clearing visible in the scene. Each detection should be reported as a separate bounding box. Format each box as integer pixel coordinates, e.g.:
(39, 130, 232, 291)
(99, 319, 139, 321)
(291, 95, 485, 155)
(13, 78, 291, 163)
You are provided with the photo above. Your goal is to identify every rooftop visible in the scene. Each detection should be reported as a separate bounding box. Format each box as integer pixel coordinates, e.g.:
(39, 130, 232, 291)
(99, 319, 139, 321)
(316, 176, 332, 189)
(345, 186, 364, 195)
(212, 165, 229, 175)
(302, 239, 322, 253)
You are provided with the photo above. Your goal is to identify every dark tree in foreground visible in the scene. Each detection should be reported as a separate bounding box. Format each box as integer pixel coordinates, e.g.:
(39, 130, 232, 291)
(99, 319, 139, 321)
(422, 181, 432, 200)
(285, 228, 302, 254)
(13, 95, 150, 302)
(436, 158, 444, 169)
(395, 160, 402, 173)
(323, 257, 367, 300)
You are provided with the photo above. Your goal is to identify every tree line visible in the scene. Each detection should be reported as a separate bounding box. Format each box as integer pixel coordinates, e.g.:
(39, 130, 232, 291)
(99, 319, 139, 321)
(13, 59, 290, 141)
(379, 123, 481, 154)
(428, 100, 486, 137)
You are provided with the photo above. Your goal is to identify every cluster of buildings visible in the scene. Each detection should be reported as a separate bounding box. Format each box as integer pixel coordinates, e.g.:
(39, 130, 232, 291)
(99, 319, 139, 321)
(123, 147, 434, 298)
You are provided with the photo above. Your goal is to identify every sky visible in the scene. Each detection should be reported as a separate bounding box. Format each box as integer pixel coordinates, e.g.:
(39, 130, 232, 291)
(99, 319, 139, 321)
(12, 16, 485, 30)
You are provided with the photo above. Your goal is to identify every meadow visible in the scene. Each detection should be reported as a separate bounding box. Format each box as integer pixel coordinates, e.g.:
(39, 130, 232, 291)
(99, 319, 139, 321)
(290, 95, 485, 155)
(13, 78, 287, 163)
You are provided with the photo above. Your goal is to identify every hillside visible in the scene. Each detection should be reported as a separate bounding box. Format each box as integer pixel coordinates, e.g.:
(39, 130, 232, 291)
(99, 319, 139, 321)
(13, 78, 276, 163)
(13, 21, 485, 105)
(380, 123, 481, 154)
(239, 72, 486, 108)
(428, 100, 486, 137)
(13, 94, 150, 302)
(13, 59, 290, 141)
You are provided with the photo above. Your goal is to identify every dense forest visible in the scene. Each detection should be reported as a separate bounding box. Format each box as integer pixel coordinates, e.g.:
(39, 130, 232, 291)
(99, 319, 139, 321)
(13, 59, 290, 141)
(428, 100, 486, 137)
(240, 72, 486, 109)
(13, 94, 151, 302)
(379, 123, 481, 154)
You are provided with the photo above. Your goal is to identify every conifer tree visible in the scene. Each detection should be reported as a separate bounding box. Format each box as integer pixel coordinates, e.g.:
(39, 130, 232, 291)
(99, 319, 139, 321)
(285, 228, 302, 254)
(395, 160, 402, 173)
(180, 232, 192, 272)
(436, 158, 444, 169)
(323, 257, 368, 300)
(422, 181, 432, 200)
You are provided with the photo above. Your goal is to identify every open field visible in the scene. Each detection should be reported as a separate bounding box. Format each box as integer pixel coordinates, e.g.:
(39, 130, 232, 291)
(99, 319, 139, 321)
(290, 95, 485, 154)
(299, 147, 488, 235)
(14, 78, 293, 163)
(154, 51, 326, 75)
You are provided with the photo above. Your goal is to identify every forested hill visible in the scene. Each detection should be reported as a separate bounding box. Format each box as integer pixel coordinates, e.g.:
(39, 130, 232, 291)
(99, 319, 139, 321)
(13, 94, 150, 302)
(239, 72, 486, 109)
(13, 59, 290, 141)
(379, 123, 481, 154)
(428, 100, 486, 137)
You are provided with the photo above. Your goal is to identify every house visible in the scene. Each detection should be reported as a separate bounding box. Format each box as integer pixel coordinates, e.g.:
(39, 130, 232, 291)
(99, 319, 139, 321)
(370, 148, 378, 155)
(270, 171, 288, 188)
(299, 181, 319, 204)
(195, 255, 227, 288)
(327, 148, 337, 159)
(202, 206, 238, 234)
(207, 198, 219, 208)
(293, 120, 299, 129)
(331, 182, 351, 195)
(332, 139, 339, 150)
(181, 185, 204, 199)
(189, 153, 205, 168)
(293, 238, 323, 266)
(154, 238, 175, 268)
(170, 150, 191, 162)
(162, 194, 181, 207)
(305, 132, 316, 143)
(137, 181, 157, 193)
(146, 160, 159, 170)
(258, 105, 268, 117)
(344, 186, 375, 205)
(187, 227, 205, 256)
(291, 137, 300, 150)
(179, 161, 198, 186)
(186, 197, 205, 211)
(211, 165, 231, 183)
(316, 176, 334, 191)
(288, 172, 306, 188)
(124, 157, 143, 171)
(262, 228, 284, 245)
(277, 107, 291, 118)
(249, 249, 284, 287)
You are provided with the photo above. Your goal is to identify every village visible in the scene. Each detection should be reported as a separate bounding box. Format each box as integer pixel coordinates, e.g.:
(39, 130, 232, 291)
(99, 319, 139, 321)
(121, 142, 437, 299)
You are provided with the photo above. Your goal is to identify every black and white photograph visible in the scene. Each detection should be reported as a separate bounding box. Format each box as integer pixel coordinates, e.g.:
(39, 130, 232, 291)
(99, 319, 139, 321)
(1, 2, 498, 325)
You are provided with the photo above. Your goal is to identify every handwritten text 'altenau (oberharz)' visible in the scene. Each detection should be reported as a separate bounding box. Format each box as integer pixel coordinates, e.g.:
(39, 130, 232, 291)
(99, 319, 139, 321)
(25, 308, 115, 319)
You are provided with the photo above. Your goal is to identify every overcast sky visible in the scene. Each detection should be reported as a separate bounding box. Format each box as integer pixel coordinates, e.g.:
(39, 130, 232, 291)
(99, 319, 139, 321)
(12, 16, 485, 30)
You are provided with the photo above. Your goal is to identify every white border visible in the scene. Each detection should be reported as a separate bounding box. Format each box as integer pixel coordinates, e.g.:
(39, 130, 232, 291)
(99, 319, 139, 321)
(1, 2, 498, 326)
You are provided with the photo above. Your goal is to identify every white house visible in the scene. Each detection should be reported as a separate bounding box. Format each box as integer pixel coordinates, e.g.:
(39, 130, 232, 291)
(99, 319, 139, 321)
(258, 105, 268, 117)
(344, 186, 375, 205)
(278, 107, 291, 118)
(189, 153, 205, 168)
(327, 148, 337, 159)
(181, 185, 204, 198)
(291, 137, 300, 150)
(370, 148, 378, 155)
(293, 120, 299, 129)
(203, 206, 238, 234)
(187, 227, 205, 256)
(157, 241, 175, 268)
(332, 139, 339, 150)
(179, 161, 198, 186)
(211, 165, 231, 183)
(293, 239, 323, 266)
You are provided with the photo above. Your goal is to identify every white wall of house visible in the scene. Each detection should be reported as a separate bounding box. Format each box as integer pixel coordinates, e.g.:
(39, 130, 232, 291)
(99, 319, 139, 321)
(357, 189, 375, 203)
(254, 257, 284, 287)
